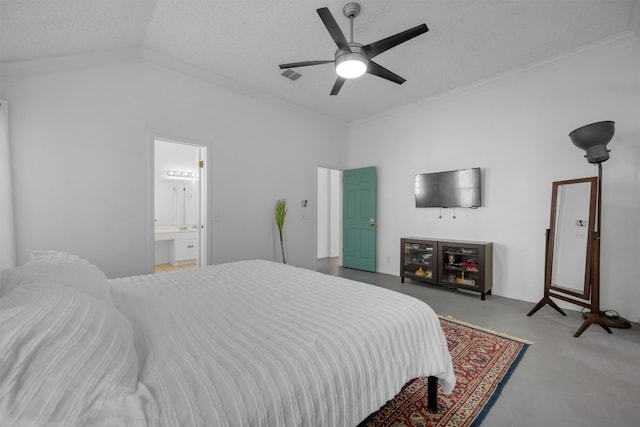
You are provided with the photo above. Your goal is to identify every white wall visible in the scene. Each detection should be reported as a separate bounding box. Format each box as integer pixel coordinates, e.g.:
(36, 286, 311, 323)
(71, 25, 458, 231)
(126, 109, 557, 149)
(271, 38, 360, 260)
(1, 50, 347, 278)
(0, 99, 16, 271)
(348, 34, 640, 322)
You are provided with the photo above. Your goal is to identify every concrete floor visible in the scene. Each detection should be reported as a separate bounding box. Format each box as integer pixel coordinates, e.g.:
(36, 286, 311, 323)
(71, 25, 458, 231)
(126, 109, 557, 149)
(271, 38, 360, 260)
(317, 258, 640, 427)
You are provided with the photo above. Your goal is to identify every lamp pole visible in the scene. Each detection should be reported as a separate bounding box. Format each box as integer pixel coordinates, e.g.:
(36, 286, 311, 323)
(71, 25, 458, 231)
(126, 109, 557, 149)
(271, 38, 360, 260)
(573, 161, 611, 336)
(570, 119, 615, 336)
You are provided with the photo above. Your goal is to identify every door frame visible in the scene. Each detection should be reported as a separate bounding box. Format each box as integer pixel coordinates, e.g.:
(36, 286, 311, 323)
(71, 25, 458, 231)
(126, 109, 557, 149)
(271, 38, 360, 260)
(150, 135, 208, 272)
(315, 165, 343, 270)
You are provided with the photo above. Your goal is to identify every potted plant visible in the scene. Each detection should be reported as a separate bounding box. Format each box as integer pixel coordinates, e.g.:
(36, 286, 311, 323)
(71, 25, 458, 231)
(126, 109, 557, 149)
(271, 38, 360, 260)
(275, 199, 287, 264)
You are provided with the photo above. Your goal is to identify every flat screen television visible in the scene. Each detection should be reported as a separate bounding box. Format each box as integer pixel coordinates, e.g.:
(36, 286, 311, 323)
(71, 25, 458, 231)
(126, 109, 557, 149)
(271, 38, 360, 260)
(415, 167, 481, 208)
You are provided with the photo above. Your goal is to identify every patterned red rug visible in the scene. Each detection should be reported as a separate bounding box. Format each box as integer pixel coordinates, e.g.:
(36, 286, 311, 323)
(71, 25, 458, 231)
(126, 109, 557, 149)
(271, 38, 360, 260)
(360, 317, 532, 427)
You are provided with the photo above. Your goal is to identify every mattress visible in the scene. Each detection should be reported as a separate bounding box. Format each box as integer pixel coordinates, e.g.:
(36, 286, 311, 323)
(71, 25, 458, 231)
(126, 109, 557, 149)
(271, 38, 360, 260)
(109, 260, 455, 427)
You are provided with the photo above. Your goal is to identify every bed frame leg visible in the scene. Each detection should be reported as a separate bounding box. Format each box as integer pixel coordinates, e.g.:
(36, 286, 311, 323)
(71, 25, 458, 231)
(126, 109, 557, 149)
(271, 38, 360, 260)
(427, 375, 438, 411)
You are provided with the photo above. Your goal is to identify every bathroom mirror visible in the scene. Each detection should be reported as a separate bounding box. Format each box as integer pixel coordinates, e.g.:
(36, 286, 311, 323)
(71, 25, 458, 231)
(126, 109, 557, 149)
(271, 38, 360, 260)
(154, 179, 197, 226)
(548, 177, 598, 299)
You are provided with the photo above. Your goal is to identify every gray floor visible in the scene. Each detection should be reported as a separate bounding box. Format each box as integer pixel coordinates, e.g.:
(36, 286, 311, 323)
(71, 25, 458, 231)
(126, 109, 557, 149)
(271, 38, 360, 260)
(317, 257, 640, 427)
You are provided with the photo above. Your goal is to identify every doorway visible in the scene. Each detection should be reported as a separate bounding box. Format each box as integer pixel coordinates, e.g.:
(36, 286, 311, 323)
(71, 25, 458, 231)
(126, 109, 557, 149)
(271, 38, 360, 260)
(316, 167, 341, 274)
(153, 138, 207, 273)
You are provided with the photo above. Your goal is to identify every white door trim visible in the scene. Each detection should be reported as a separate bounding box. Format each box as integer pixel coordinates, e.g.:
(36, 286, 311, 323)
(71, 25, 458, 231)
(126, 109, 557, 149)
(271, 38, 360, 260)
(151, 136, 208, 271)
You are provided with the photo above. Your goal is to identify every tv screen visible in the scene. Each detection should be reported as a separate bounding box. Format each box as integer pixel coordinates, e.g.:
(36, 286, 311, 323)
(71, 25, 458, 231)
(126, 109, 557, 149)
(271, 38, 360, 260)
(415, 168, 481, 208)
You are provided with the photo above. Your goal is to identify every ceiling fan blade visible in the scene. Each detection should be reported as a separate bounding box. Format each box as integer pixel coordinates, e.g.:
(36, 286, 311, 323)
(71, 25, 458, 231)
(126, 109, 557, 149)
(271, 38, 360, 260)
(279, 60, 334, 69)
(317, 7, 351, 51)
(366, 60, 406, 85)
(363, 24, 428, 59)
(330, 77, 346, 96)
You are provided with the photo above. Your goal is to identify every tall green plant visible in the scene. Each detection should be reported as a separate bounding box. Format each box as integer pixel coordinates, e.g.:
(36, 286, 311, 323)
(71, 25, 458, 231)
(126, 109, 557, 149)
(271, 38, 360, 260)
(275, 199, 288, 264)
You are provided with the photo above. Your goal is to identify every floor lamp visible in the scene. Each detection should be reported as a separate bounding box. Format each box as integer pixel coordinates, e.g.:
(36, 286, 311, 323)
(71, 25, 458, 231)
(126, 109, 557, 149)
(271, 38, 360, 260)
(569, 120, 614, 337)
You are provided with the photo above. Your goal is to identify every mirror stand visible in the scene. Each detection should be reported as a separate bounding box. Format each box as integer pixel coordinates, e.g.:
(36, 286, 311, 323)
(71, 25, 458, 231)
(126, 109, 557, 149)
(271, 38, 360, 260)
(527, 173, 612, 337)
(527, 229, 568, 317)
(528, 228, 611, 337)
(527, 228, 612, 337)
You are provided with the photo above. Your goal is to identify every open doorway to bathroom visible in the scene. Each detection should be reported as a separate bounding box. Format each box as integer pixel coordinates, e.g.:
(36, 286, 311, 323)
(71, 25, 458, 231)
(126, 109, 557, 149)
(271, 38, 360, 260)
(154, 138, 207, 274)
(316, 166, 341, 274)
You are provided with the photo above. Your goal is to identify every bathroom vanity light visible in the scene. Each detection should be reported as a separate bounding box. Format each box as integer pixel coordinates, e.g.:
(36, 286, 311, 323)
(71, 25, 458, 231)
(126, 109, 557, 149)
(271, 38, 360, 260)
(167, 170, 198, 178)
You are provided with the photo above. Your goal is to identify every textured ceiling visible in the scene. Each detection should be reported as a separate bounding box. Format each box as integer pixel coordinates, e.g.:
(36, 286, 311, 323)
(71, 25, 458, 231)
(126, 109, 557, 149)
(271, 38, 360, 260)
(1, 0, 637, 123)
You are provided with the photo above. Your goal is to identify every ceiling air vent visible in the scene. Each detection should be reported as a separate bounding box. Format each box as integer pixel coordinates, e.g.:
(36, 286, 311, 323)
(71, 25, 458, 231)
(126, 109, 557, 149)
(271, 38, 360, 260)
(281, 69, 302, 81)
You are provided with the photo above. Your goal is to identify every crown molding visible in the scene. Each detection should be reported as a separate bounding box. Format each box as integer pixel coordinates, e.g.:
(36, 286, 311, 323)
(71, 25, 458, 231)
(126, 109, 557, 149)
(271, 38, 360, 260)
(0, 48, 144, 79)
(351, 31, 639, 128)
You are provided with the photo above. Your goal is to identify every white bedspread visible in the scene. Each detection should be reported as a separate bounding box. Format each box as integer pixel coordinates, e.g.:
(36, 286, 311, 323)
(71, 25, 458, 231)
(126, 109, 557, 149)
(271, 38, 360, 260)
(109, 260, 455, 427)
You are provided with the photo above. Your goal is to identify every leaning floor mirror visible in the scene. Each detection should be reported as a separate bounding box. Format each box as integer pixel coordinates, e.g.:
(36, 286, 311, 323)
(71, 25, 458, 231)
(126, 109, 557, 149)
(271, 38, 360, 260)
(527, 176, 611, 337)
(550, 177, 597, 300)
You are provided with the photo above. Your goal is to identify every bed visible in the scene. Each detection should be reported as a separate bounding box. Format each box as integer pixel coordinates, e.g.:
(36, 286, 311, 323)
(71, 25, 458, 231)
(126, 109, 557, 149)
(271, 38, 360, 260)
(0, 251, 455, 426)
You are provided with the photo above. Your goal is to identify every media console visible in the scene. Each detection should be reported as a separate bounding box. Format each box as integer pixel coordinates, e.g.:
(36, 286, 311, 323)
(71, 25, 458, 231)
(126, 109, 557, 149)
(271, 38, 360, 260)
(400, 237, 493, 300)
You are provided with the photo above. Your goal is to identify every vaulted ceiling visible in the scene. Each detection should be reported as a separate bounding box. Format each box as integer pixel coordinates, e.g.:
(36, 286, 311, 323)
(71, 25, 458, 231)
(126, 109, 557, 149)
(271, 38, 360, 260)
(1, 0, 637, 122)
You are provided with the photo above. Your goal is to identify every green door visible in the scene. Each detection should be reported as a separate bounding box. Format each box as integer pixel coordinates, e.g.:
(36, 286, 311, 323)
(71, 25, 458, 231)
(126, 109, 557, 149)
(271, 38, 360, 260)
(343, 166, 377, 272)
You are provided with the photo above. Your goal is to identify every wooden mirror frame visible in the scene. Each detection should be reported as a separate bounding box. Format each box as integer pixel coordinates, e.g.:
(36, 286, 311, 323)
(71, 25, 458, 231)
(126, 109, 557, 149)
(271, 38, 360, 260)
(547, 177, 597, 300)
(528, 175, 612, 337)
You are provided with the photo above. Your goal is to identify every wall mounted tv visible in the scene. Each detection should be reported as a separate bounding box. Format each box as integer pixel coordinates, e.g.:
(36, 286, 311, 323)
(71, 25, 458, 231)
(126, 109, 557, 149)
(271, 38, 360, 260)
(415, 167, 482, 208)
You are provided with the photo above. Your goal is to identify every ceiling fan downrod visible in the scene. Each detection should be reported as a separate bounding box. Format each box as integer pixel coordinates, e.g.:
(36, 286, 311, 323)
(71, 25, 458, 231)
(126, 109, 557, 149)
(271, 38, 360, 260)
(343, 2, 361, 43)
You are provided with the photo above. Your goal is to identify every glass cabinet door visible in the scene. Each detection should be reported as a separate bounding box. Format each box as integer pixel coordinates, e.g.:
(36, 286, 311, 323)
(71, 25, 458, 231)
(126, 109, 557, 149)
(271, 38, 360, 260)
(401, 239, 438, 284)
(440, 245, 480, 288)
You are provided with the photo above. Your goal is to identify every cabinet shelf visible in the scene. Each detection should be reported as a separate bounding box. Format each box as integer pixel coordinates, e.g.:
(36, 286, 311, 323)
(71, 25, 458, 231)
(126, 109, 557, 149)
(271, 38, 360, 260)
(401, 237, 493, 300)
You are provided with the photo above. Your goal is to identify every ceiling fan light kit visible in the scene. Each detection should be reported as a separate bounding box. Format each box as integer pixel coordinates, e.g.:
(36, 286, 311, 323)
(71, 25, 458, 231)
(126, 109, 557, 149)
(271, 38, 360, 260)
(335, 46, 368, 79)
(279, 2, 428, 95)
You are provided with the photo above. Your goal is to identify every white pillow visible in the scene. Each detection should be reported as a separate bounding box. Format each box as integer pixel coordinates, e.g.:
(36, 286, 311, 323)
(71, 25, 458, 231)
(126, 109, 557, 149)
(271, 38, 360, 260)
(0, 282, 158, 426)
(0, 250, 112, 304)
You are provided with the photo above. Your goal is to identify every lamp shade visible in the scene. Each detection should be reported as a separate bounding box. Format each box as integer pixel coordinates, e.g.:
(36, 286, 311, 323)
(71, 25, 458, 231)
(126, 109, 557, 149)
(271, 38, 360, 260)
(569, 121, 614, 163)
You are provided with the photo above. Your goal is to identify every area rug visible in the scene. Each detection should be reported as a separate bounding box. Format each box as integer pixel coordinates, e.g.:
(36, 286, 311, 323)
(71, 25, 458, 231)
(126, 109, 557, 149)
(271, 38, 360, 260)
(360, 316, 532, 427)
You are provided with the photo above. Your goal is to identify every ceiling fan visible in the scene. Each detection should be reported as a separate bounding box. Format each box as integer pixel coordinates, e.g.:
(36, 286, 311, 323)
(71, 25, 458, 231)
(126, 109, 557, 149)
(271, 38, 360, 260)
(279, 2, 428, 96)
